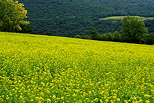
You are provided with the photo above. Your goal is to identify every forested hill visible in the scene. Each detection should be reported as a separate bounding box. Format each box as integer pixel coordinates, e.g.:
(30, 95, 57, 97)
(19, 0, 154, 36)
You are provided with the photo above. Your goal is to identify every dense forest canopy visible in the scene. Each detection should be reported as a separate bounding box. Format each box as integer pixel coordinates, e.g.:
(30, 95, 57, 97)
(18, 0, 154, 36)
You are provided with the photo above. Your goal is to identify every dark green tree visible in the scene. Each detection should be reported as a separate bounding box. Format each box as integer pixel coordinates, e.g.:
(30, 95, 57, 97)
(121, 16, 149, 43)
(90, 29, 100, 40)
(145, 34, 154, 45)
(0, 0, 29, 32)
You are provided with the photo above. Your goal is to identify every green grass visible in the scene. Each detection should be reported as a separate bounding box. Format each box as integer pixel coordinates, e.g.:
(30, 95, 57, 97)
(99, 16, 154, 21)
(0, 32, 154, 103)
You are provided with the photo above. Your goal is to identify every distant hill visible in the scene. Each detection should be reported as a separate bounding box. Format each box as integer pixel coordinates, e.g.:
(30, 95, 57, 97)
(19, 0, 154, 36)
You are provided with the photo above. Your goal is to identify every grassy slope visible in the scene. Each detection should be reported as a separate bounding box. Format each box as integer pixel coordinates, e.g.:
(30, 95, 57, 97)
(0, 32, 154, 102)
(99, 16, 154, 20)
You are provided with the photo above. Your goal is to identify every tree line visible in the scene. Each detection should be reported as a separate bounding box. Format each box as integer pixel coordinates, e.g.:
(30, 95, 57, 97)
(77, 16, 154, 45)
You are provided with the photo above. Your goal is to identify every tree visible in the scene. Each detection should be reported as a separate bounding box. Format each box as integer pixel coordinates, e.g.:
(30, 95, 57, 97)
(146, 34, 154, 45)
(90, 29, 101, 40)
(0, 0, 29, 32)
(121, 16, 149, 43)
(19, 22, 33, 33)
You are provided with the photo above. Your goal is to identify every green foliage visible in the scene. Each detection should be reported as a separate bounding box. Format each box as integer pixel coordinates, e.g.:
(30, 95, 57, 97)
(90, 29, 101, 40)
(74, 35, 81, 38)
(18, 0, 154, 36)
(80, 35, 91, 39)
(145, 34, 154, 45)
(101, 31, 122, 42)
(0, 0, 30, 32)
(121, 16, 149, 43)
(112, 31, 122, 41)
(19, 22, 33, 33)
(102, 33, 113, 41)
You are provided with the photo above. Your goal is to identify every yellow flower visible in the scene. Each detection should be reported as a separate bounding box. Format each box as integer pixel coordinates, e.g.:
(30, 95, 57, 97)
(116, 98, 120, 101)
(110, 100, 114, 103)
(0, 97, 3, 102)
(145, 100, 150, 103)
(61, 96, 64, 100)
(144, 94, 151, 98)
(99, 99, 103, 103)
(38, 101, 42, 103)
(135, 100, 143, 103)
(105, 99, 109, 102)
(36, 97, 43, 101)
(30, 99, 34, 101)
(6, 95, 10, 100)
(131, 97, 137, 100)
(88, 91, 92, 94)
(72, 93, 77, 97)
(19, 96, 24, 99)
(112, 96, 117, 99)
(74, 89, 80, 92)
(124, 100, 128, 103)
(46, 98, 51, 102)
(100, 91, 105, 94)
(94, 98, 98, 102)
(52, 95, 56, 99)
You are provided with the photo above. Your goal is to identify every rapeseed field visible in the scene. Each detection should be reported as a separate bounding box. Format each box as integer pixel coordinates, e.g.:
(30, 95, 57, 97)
(0, 32, 154, 103)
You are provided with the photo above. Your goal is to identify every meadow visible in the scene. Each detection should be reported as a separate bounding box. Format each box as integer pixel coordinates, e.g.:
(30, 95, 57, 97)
(99, 16, 154, 21)
(0, 32, 154, 103)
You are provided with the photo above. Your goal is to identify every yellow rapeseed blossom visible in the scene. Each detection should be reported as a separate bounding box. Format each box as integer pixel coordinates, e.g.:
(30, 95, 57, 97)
(116, 98, 120, 101)
(145, 100, 150, 103)
(124, 100, 129, 103)
(72, 93, 77, 97)
(144, 94, 151, 98)
(52, 95, 57, 99)
(61, 97, 64, 100)
(0, 32, 154, 103)
(46, 98, 51, 102)
(94, 98, 98, 102)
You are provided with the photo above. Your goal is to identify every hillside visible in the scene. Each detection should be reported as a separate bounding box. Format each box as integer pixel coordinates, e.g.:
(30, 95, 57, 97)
(19, 0, 154, 36)
(0, 32, 154, 102)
